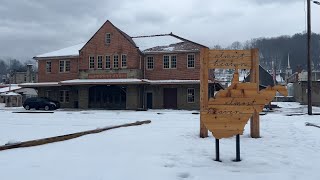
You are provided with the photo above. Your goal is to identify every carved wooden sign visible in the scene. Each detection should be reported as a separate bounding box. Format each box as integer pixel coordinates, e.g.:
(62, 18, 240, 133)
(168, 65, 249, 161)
(208, 50, 252, 69)
(200, 49, 287, 139)
(201, 83, 287, 139)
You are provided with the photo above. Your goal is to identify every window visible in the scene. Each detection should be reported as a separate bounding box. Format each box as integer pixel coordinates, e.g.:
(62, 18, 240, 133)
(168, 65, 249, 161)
(105, 33, 111, 44)
(146, 56, 154, 69)
(89, 56, 95, 69)
(121, 54, 127, 68)
(187, 88, 195, 103)
(45, 90, 51, 98)
(187, 54, 195, 68)
(113, 55, 119, 68)
(163, 55, 177, 69)
(97, 56, 103, 69)
(105, 55, 111, 69)
(59, 90, 70, 103)
(46, 61, 52, 73)
(59, 60, 70, 72)
(171, 55, 177, 68)
(163, 55, 170, 69)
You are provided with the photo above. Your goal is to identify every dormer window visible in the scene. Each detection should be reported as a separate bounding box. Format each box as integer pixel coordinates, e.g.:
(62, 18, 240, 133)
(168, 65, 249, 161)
(106, 33, 111, 44)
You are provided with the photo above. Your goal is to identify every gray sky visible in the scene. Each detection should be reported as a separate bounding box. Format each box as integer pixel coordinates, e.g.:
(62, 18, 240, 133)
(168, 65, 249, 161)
(0, 0, 319, 60)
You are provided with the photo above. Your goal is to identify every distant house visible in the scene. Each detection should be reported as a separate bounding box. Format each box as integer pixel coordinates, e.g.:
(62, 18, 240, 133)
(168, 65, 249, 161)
(10, 64, 38, 84)
(20, 20, 223, 110)
(244, 65, 275, 89)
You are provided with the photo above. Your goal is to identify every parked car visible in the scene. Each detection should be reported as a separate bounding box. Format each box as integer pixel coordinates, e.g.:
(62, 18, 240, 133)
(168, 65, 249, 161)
(23, 97, 60, 110)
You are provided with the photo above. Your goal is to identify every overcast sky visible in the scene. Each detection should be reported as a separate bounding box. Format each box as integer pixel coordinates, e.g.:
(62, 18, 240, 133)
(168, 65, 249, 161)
(0, 0, 320, 60)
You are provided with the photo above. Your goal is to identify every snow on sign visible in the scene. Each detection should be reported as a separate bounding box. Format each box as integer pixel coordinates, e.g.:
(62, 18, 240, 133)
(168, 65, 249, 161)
(200, 48, 287, 161)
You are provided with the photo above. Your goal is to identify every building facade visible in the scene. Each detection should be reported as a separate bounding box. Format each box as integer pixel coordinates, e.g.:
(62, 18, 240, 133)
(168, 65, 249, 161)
(21, 20, 222, 110)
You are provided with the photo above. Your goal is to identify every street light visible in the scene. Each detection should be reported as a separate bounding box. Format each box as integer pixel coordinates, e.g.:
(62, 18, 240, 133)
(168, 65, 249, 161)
(307, 0, 320, 115)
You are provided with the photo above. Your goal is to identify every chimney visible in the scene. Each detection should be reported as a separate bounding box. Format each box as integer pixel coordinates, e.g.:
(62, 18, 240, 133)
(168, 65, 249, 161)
(26, 64, 33, 83)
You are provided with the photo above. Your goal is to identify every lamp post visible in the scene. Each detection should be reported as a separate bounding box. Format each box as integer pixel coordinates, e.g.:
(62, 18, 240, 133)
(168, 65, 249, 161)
(307, 0, 320, 115)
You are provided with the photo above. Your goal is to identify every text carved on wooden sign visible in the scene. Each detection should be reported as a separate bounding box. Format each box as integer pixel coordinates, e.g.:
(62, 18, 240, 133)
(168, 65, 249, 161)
(208, 50, 252, 69)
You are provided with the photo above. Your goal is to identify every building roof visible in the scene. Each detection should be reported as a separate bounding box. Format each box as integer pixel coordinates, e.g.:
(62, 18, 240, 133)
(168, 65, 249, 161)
(244, 65, 275, 88)
(34, 43, 85, 59)
(132, 34, 203, 53)
(60, 79, 144, 85)
(18, 79, 224, 87)
(19, 82, 61, 88)
(0, 85, 22, 93)
(0, 92, 21, 96)
(34, 20, 207, 59)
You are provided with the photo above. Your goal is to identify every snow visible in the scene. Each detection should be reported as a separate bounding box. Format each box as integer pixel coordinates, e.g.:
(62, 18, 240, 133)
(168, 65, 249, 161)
(132, 35, 183, 51)
(0, 85, 21, 93)
(35, 43, 85, 58)
(143, 79, 200, 84)
(19, 82, 60, 87)
(60, 79, 143, 84)
(0, 92, 21, 96)
(0, 102, 320, 180)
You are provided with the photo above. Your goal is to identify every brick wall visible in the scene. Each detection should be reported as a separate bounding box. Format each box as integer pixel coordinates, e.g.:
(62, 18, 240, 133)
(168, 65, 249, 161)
(38, 58, 79, 82)
(79, 21, 141, 72)
(144, 51, 202, 80)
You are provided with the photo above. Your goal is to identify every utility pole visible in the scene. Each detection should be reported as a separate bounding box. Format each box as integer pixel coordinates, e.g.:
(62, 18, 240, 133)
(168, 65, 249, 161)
(307, 0, 312, 115)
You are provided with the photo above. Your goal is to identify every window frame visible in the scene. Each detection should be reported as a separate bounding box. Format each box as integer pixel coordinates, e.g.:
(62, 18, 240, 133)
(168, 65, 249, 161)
(105, 33, 111, 44)
(59, 60, 71, 73)
(187, 88, 195, 103)
(59, 90, 70, 103)
(105, 55, 111, 69)
(97, 55, 103, 69)
(89, 56, 95, 69)
(163, 55, 177, 69)
(146, 56, 154, 70)
(46, 61, 52, 73)
(187, 54, 195, 68)
(121, 54, 127, 68)
(113, 54, 119, 69)
(45, 90, 51, 98)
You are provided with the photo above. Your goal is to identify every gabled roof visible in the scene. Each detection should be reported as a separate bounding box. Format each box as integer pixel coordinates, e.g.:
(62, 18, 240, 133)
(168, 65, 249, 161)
(33, 20, 207, 59)
(244, 65, 275, 88)
(34, 43, 85, 59)
(132, 33, 207, 53)
(79, 20, 138, 52)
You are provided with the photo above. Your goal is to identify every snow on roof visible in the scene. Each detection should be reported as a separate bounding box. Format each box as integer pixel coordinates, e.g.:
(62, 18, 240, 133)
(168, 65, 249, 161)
(142, 79, 217, 84)
(0, 85, 21, 93)
(60, 79, 144, 85)
(35, 43, 85, 58)
(19, 82, 60, 87)
(143, 79, 199, 84)
(132, 34, 184, 51)
(0, 92, 21, 96)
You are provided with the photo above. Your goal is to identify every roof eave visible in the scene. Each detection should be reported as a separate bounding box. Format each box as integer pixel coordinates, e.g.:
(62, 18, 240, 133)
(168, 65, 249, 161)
(34, 55, 79, 60)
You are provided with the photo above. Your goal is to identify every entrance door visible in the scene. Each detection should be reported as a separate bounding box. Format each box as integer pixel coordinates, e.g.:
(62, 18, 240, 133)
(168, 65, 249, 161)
(146, 93, 153, 109)
(163, 88, 177, 109)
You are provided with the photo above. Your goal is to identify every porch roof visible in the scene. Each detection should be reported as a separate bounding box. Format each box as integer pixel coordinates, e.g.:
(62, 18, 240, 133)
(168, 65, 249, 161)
(60, 79, 145, 85)
(19, 82, 61, 88)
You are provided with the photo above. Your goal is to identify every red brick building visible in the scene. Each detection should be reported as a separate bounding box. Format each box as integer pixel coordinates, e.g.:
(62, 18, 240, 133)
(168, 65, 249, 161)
(21, 20, 222, 109)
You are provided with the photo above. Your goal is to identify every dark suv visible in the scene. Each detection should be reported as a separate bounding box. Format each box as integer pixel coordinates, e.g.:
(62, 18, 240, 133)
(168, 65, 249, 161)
(23, 97, 60, 110)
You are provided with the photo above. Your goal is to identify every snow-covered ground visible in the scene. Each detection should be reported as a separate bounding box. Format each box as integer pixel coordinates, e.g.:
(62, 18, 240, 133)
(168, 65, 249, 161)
(0, 102, 319, 180)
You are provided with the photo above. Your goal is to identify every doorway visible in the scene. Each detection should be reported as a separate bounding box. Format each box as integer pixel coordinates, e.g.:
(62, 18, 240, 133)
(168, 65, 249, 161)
(146, 93, 153, 109)
(163, 88, 177, 109)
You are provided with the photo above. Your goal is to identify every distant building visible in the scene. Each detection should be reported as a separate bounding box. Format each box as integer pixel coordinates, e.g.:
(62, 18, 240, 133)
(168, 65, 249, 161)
(9, 64, 38, 84)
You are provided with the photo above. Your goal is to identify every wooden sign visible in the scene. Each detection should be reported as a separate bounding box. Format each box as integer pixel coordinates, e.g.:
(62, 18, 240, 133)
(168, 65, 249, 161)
(201, 82, 287, 139)
(208, 50, 252, 69)
(200, 48, 288, 139)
